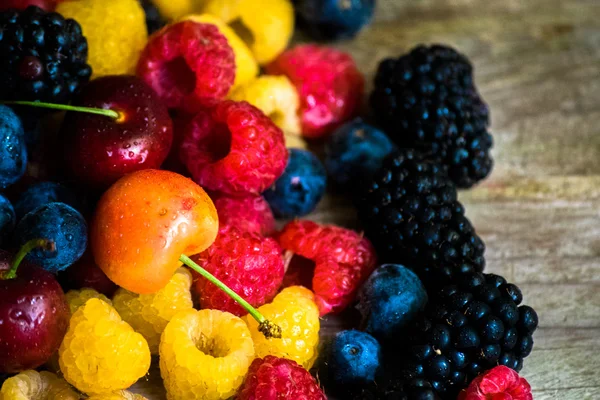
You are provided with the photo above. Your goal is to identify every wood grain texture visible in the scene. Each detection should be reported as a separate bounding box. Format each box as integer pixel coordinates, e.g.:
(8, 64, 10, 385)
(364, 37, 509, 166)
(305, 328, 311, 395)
(133, 0, 600, 398)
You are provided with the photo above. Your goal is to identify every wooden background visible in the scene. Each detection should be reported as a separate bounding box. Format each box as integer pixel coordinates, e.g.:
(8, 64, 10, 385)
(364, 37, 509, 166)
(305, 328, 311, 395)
(135, 1, 600, 398)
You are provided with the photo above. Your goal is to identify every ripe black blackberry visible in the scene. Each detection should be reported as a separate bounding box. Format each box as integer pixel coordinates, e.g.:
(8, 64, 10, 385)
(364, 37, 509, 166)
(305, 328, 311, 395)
(369, 44, 493, 188)
(139, 0, 165, 34)
(0, 6, 91, 104)
(399, 272, 538, 398)
(355, 149, 485, 289)
(331, 378, 439, 400)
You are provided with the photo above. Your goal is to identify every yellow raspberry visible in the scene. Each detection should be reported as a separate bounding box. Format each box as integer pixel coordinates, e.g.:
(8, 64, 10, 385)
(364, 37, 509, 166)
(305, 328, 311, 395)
(87, 390, 148, 400)
(65, 288, 112, 314)
(0, 370, 79, 400)
(202, 0, 294, 65)
(230, 75, 300, 135)
(159, 309, 254, 400)
(243, 286, 320, 369)
(152, 0, 203, 20)
(183, 14, 258, 90)
(58, 298, 151, 395)
(56, 0, 148, 78)
(112, 267, 194, 354)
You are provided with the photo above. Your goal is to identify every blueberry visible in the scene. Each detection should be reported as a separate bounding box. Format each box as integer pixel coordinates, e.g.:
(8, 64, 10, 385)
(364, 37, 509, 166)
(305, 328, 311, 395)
(0, 194, 16, 245)
(14, 181, 81, 220)
(264, 149, 326, 218)
(296, 0, 376, 40)
(0, 105, 27, 189)
(327, 330, 381, 384)
(325, 119, 395, 188)
(14, 202, 87, 273)
(357, 264, 428, 339)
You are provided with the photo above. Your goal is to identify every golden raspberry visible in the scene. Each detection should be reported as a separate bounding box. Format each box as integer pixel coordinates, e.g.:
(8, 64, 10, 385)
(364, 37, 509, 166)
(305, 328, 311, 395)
(58, 298, 151, 395)
(113, 267, 194, 354)
(56, 0, 148, 77)
(202, 0, 294, 65)
(87, 390, 148, 400)
(159, 309, 254, 400)
(65, 288, 112, 314)
(152, 0, 202, 20)
(0, 370, 79, 400)
(243, 286, 320, 369)
(184, 14, 258, 90)
(230, 75, 300, 135)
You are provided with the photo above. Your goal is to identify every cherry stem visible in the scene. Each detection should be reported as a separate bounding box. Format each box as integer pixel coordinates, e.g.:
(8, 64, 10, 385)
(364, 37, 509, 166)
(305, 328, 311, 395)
(1, 238, 55, 280)
(179, 254, 282, 339)
(3, 100, 120, 120)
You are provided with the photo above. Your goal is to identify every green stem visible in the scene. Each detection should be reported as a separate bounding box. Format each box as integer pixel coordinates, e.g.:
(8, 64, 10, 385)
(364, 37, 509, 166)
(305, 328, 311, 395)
(179, 254, 282, 339)
(1, 239, 55, 280)
(3, 100, 120, 120)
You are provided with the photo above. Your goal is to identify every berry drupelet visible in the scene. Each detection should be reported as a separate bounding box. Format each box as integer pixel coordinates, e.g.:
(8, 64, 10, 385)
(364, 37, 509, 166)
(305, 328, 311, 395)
(355, 149, 485, 289)
(370, 44, 493, 188)
(399, 272, 538, 398)
(0, 6, 91, 104)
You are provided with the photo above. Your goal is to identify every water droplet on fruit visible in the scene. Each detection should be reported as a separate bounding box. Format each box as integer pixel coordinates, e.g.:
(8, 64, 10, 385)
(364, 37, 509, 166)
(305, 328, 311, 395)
(128, 151, 135, 158)
(66, 233, 73, 241)
(10, 309, 23, 320)
(124, 143, 131, 149)
(159, 208, 168, 216)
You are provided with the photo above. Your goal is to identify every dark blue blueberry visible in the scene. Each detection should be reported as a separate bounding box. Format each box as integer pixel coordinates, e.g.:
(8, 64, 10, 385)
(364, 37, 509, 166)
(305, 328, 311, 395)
(140, 0, 166, 34)
(325, 118, 395, 188)
(264, 149, 326, 218)
(357, 264, 428, 339)
(14, 181, 81, 220)
(0, 194, 16, 245)
(0, 105, 27, 189)
(328, 329, 381, 384)
(14, 202, 87, 273)
(296, 0, 376, 40)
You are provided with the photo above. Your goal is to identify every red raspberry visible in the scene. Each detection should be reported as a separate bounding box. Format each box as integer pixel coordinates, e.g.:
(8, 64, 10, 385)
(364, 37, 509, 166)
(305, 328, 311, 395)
(277, 220, 377, 315)
(237, 356, 326, 400)
(459, 366, 533, 400)
(137, 21, 235, 113)
(180, 100, 288, 195)
(266, 44, 364, 139)
(213, 195, 276, 236)
(191, 225, 284, 316)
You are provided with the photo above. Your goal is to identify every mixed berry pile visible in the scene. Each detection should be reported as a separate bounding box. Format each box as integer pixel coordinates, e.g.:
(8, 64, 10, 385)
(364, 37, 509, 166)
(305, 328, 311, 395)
(0, 1, 535, 399)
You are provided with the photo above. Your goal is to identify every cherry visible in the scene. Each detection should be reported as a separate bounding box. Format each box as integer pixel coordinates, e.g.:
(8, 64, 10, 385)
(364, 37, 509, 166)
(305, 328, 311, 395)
(61, 75, 173, 188)
(0, 240, 70, 373)
(91, 169, 281, 338)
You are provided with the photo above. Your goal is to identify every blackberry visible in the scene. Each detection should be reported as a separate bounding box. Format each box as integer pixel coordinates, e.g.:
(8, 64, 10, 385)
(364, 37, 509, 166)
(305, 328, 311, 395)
(355, 149, 485, 289)
(139, 0, 165, 35)
(400, 272, 538, 398)
(333, 378, 440, 400)
(0, 6, 91, 104)
(370, 44, 493, 188)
